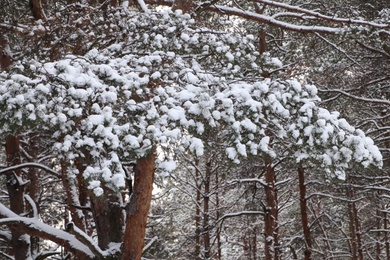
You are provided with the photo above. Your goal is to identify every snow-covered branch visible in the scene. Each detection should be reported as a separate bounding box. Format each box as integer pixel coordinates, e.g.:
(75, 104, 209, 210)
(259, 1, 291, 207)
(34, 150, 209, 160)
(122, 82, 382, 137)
(66, 222, 105, 259)
(142, 236, 158, 253)
(228, 178, 267, 187)
(255, 0, 390, 29)
(0, 163, 60, 177)
(0, 203, 94, 258)
(318, 88, 390, 106)
(137, 0, 150, 12)
(214, 211, 264, 226)
(207, 5, 342, 34)
(142, 0, 388, 34)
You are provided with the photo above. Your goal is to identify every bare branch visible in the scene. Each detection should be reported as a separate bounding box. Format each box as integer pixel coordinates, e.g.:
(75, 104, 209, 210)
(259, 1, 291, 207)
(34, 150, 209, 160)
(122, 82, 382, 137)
(0, 163, 60, 177)
(318, 88, 390, 106)
(255, 0, 390, 29)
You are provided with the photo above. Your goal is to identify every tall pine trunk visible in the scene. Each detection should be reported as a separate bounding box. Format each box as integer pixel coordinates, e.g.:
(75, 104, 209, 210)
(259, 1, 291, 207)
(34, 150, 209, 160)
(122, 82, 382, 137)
(5, 135, 30, 259)
(263, 155, 279, 260)
(123, 151, 155, 260)
(298, 166, 312, 260)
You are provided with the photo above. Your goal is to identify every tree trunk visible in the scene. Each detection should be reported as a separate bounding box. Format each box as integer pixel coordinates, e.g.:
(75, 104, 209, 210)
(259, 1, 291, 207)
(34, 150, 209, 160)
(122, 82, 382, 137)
(298, 166, 312, 260)
(215, 167, 222, 260)
(195, 158, 202, 260)
(60, 162, 86, 232)
(90, 191, 124, 250)
(172, 0, 193, 13)
(122, 151, 156, 260)
(385, 211, 390, 259)
(376, 209, 381, 260)
(5, 135, 30, 259)
(25, 135, 40, 256)
(29, 0, 46, 20)
(0, 37, 12, 70)
(263, 155, 279, 260)
(346, 182, 364, 260)
(203, 159, 211, 259)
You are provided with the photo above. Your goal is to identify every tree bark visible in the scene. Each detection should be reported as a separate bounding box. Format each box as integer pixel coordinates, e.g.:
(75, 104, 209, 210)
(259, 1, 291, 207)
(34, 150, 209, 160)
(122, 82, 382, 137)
(172, 0, 193, 13)
(298, 166, 312, 260)
(90, 190, 124, 250)
(263, 155, 279, 260)
(122, 151, 156, 260)
(24, 135, 40, 256)
(60, 162, 86, 232)
(29, 0, 46, 20)
(195, 158, 202, 260)
(0, 37, 12, 70)
(346, 182, 363, 260)
(5, 135, 30, 259)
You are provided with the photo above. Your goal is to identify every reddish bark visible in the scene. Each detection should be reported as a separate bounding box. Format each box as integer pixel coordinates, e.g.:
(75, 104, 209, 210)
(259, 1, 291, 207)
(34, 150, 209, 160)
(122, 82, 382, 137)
(263, 155, 279, 260)
(297, 166, 312, 260)
(0, 37, 12, 70)
(24, 136, 40, 256)
(123, 151, 156, 260)
(172, 0, 193, 13)
(29, 0, 46, 20)
(5, 135, 30, 259)
(347, 185, 364, 260)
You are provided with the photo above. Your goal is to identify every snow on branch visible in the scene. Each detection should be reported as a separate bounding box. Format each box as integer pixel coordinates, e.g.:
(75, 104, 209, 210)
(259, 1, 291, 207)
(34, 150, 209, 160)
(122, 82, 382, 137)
(206, 5, 342, 34)
(318, 88, 390, 106)
(0, 203, 94, 258)
(143, 236, 158, 253)
(214, 211, 264, 226)
(143, 0, 388, 33)
(66, 222, 105, 259)
(228, 178, 267, 187)
(137, 0, 150, 12)
(0, 163, 60, 177)
(256, 0, 390, 29)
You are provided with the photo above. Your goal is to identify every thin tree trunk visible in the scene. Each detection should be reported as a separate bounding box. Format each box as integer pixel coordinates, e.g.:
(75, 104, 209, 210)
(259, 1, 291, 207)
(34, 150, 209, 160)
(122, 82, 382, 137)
(203, 159, 211, 259)
(123, 151, 155, 260)
(195, 158, 202, 260)
(376, 209, 381, 260)
(353, 200, 363, 260)
(0, 37, 12, 70)
(263, 155, 279, 260)
(5, 135, 30, 259)
(298, 166, 312, 260)
(215, 168, 222, 260)
(251, 225, 258, 260)
(385, 211, 390, 259)
(346, 183, 363, 260)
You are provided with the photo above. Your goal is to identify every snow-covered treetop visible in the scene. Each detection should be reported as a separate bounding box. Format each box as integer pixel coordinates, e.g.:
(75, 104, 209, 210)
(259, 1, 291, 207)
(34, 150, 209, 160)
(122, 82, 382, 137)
(0, 10, 382, 195)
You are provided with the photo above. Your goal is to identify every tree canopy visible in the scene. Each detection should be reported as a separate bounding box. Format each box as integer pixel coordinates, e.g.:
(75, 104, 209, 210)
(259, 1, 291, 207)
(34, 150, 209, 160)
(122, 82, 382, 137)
(0, 0, 388, 259)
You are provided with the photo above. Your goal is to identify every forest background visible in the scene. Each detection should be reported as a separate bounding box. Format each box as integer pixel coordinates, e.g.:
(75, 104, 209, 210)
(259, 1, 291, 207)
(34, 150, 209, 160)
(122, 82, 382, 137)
(0, 0, 389, 259)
